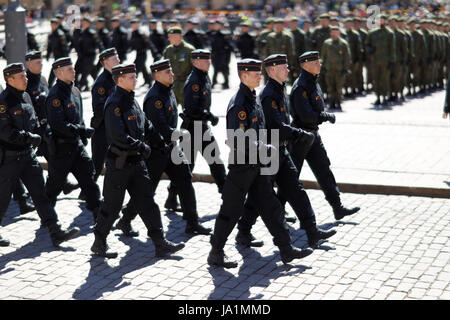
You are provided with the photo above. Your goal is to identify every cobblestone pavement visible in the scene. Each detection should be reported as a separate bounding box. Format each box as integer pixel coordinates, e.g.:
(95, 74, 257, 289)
(0, 179, 449, 300)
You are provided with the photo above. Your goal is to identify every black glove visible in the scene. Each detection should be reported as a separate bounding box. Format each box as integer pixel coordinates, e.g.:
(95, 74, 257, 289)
(139, 142, 151, 159)
(26, 132, 42, 147)
(319, 112, 336, 124)
(295, 129, 315, 147)
(208, 113, 219, 126)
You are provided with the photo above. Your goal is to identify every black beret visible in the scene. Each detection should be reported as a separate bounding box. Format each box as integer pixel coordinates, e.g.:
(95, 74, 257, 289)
(191, 49, 211, 60)
(99, 48, 118, 61)
(237, 59, 262, 71)
(52, 57, 72, 70)
(25, 50, 42, 61)
(299, 51, 320, 63)
(150, 59, 171, 73)
(112, 63, 136, 76)
(264, 54, 288, 66)
(3, 63, 25, 77)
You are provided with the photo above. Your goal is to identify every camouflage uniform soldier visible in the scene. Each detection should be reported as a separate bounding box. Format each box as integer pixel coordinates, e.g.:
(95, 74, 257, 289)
(266, 18, 295, 82)
(289, 17, 307, 80)
(354, 17, 368, 93)
(366, 14, 396, 106)
(420, 20, 435, 92)
(343, 18, 362, 96)
(302, 19, 314, 51)
(163, 26, 195, 107)
(256, 18, 274, 60)
(310, 13, 331, 99)
(389, 16, 408, 102)
(321, 26, 351, 110)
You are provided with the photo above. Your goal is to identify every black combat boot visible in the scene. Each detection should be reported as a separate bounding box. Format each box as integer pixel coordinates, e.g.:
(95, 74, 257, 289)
(62, 181, 79, 195)
(91, 231, 118, 258)
(207, 248, 238, 268)
(306, 226, 337, 248)
(115, 217, 139, 237)
(164, 188, 182, 212)
(333, 205, 360, 220)
(0, 234, 10, 247)
(151, 233, 185, 257)
(48, 223, 80, 247)
(235, 230, 264, 247)
(279, 245, 313, 264)
(18, 199, 35, 215)
(185, 220, 212, 235)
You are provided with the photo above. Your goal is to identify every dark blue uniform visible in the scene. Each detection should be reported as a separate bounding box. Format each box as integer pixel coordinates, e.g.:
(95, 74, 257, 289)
(210, 83, 291, 251)
(112, 26, 129, 62)
(211, 30, 233, 88)
(149, 28, 166, 61)
(75, 27, 104, 90)
(95, 85, 166, 239)
(45, 80, 100, 214)
(46, 29, 69, 86)
(0, 85, 58, 227)
(237, 77, 319, 234)
(94, 27, 112, 77)
(90, 69, 115, 181)
(180, 66, 226, 192)
(130, 29, 154, 86)
(289, 69, 342, 208)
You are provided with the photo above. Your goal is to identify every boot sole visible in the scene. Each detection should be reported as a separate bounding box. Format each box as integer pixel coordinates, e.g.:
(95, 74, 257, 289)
(52, 228, 81, 247)
(91, 250, 118, 259)
(155, 243, 185, 257)
(207, 258, 238, 269)
(281, 249, 313, 264)
(235, 239, 264, 248)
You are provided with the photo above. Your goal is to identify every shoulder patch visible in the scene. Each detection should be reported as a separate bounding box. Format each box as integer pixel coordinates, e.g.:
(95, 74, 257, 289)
(192, 84, 200, 92)
(0, 105, 6, 114)
(238, 111, 247, 121)
(98, 87, 105, 95)
(155, 100, 163, 109)
(271, 101, 278, 109)
(52, 98, 61, 107)
(302, 91, 308, 99)
(114, 107, 121, 117)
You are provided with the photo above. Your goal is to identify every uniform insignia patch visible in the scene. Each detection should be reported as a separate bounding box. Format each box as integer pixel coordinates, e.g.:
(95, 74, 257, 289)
(155, 100, 163, 109)
(316, 95, 321, 100)
(280, 107, 286, 112)
(14, 110, 22, 115)
(98, 87, 105, 95)
(52, 99, 61, 107)
(114, 107, 121, 117)
(33, 90, 39, 95)
(302, 91, 308, 99)
(67, 102, 74, 108)
(252, 117, 258, 123)
(203, 90, 208, 95)
(192, 84, 200, 92)
(238, 111, 246, 121)
(128, 115, 136, 120)
(0, 105, 6, 114)
(271, 101, 278, 109)
(168, 106, 174, 111)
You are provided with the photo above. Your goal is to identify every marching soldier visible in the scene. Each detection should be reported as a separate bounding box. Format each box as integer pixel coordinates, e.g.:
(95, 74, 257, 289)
(207, 58, 314, 268)
(353, 17, 368, 93)
(235, 23, 256, 59)
(210, 21, 234, 89)
(235, 54, 337, 249)
(256, 17, 274, 60)
(321, 26, 351, 110)
(46, 18, 69, 87)
(45, 58, 101, 222)
(93, 17, 112, 78)
(163, 26, 195, 106)
(389, 16, 407, 102)
(0, 63, 80, 247)
(407, 18, 425, 96)
(129, 18, 154, 87)
(90, 63, 185, 258)
(111, 16, 129, 64)
(302, 19, 314, 51)
(120, 60, 212, 236)
(343, 18, 362, 97)
(184, 19, 203, 49)
(310, 13, 331, 100)
(289, 17, 307, 80)
(149, 19, 166, 61)
(289, 51, 360, 220)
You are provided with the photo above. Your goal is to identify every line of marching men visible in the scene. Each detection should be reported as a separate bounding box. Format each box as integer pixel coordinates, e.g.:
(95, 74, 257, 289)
(0, 43, 363, 268)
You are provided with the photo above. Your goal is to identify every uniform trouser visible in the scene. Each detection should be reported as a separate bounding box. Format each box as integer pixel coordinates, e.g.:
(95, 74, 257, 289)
(77, 55, 96, 89)
(210, 164, 291, 250)
(180, 121, 226, 193)
(289, 132, 341, 208)
(410, 62, 422, 88)
(237, 148, 317, 233)
(45, 142, 100, 211)
(319, 70, 328, 97)
(135, 54, 153, 85)
(372, 62, 390, 97)
(12, 180, 28, 201)
(123, 148, 199, 223)
(0, 151, 57, 226)
(91, 125, 108, 181)
(212, 63, 229, 86)
(325, 69, 344, 103)
(173, 79, 186, 107)
(95, 158, 163, 239)
(354, 61, 364, 91)
(391, 62, 404, 94)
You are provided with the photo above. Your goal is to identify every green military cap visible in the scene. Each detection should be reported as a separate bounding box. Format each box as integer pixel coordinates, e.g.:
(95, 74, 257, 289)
(52, 57, 72, 70)
(330, 17, 339, 22)
(343, 17, 353, 23)
(265, 17, 274, 24)
(167, 26, 182, 34)
(407, 17, 416, 24)
(330, 25, 340, 30)
(379, 14, 388, 19)
(290, 16, 299, 22)
(3, 63, 25, 78)
(239, 22, 251, 27)
(319, 13, 330, 19)
(112, 63, 136, 76)
(273, 18, 284, 24)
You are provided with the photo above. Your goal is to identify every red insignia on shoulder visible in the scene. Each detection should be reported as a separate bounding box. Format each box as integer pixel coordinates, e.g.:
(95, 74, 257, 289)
(192, 84, 200, 92)
(238, 111, 246, 121)
(98, 87, 105, 95)
(52, 99, 61, 107)
(155, 100, 163, 109)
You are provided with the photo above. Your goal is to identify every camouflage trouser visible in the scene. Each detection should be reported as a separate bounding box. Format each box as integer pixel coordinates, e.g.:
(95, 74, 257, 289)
(325, 69, 344, 103)
(390, 62, 404, 94)
(372, 62, 390, 97)
(173, 78, 186, 107)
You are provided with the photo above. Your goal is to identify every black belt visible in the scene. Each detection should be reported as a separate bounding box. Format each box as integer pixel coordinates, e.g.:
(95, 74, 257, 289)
(5, 148, 32, 156)
(56, 137, 80, 144)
